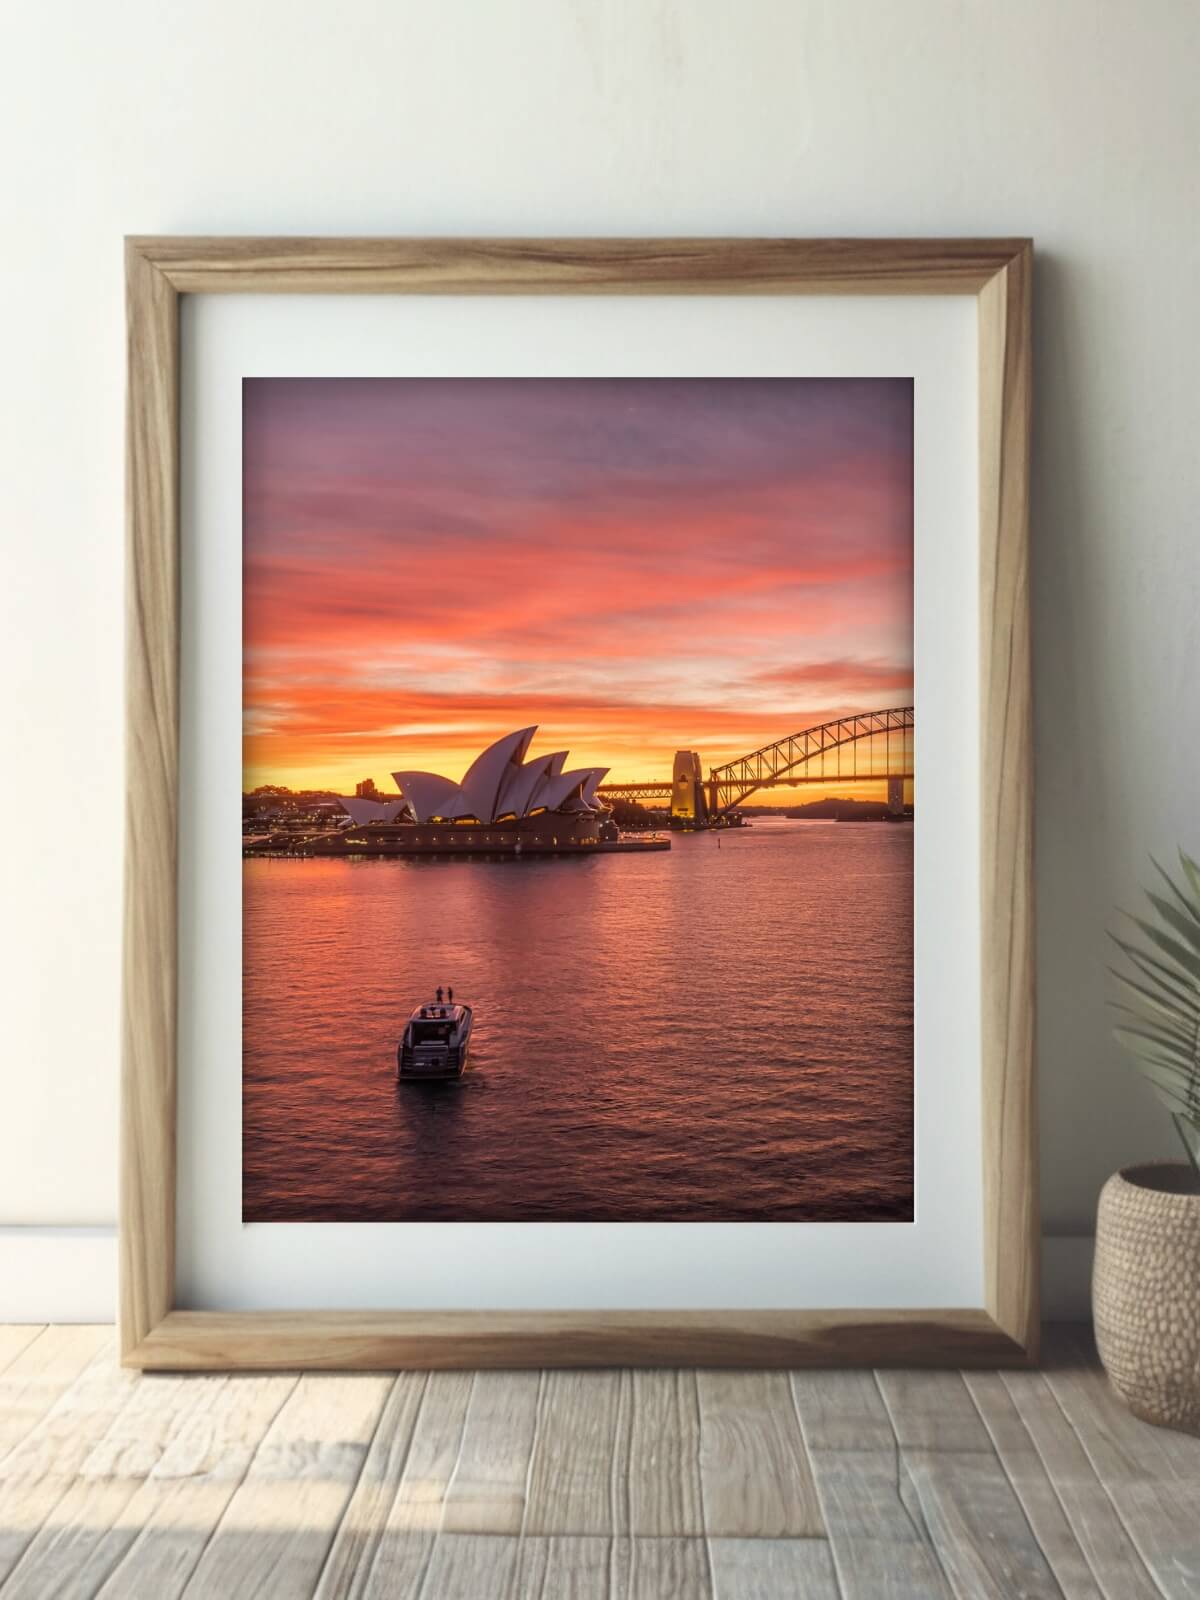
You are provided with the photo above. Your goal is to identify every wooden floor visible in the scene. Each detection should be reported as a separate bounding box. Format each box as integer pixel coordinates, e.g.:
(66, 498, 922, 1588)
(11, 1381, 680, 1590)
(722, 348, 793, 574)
(0, 1326, 1197, 1598)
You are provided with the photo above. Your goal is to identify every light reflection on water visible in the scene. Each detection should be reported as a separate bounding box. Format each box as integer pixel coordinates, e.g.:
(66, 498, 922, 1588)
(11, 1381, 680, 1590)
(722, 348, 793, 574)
(242, 819, 912, 1222)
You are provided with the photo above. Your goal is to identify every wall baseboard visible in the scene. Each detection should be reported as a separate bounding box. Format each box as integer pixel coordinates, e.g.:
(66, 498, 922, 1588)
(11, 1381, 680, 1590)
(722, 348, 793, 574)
(0, 1228, 1095, 1326)
(1040, 1233, 1094, 1321)
(0, 1227, 118, 1322)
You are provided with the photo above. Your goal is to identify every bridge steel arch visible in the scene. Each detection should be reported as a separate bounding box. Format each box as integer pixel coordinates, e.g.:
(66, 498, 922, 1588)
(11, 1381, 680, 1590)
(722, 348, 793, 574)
(707, 705, 914, 816)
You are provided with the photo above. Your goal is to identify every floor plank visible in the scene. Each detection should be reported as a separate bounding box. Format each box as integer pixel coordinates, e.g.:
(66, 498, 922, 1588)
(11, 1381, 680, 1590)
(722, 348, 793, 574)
(351, 1373, 475, 1599)
(875, 1369, 995, 1453)
(0, 1325, 111, 1463)
(1002, 1369, 1162, 1598)
(442, 1370, 540, 1534)
(878, 1368, 1063, 1598)
(0, 1327, 45, 1378)
(696, 1371, 823, 1537)
(0, 1341, 138, 1586)
(1043, 1331, 1200, 1485)
(513, 1534, 614, 1598)
(1102, 1478, 1200, 1600)
(708, 1536, 840, 1599)
(965, 1371, 1104, 1600)
(627, 1370, 704, 1536)
(790, 1370, 896, 1453)
(902, 1447, 1065, 1599)
(524, 1371, 629, 1536)
(373, 1370, 473, 1533)
(416, 1532, 522, 1598)
(1, 1326, 1197, 1600)
(0, 1372, 230, 1600)
(1042, 1345, 1200, 1599)
(802, 1447, 953, 1599)
(311, 1372, 425, 1597)
(90, 1375, 300, 1600)
(620, 1535, 713, 1600)
(174, 1372, 392, 1600)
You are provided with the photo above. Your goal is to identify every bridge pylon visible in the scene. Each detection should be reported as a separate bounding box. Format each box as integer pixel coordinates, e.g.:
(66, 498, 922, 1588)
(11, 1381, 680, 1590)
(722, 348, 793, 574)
(671, 751, 709, 827)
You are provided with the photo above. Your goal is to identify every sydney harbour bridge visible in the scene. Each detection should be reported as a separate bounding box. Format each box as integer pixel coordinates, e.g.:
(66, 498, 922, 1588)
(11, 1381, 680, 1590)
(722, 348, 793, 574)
(596, 705, 914, 825)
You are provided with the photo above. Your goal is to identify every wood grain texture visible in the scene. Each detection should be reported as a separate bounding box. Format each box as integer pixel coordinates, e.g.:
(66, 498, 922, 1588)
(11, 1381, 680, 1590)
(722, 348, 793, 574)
(0, 1341, 138, 1587)
(1042, 1334, 1200, 1597)
(313, 1375, 473, 1598)
(176, 1372, 392, 1600)
(441, 1370, 540, 1534)
(875, 1370, 995, 1453)
(626, 1370, 704, 1536)
(879, 1363, 1063, 1599)
(621, 1536, 714, 1599)
(121, 236, 1036, 1369)
(977, 241, 1039, 1358)
(902, 1447, 1062, 1599)
(974, 1368, 1161, 1599)
(310, 1372, 425, 1597)
(121, 238, 179, 1363)
(510, 1535, 615, 1599)
(91, 1375, 299, 1600)
(789, 1370, 896, 1453)
(0, 1325, 46, 1376)
(0, 1325, 112, 1461)
(412, 1533, 522, 1598)
(801, 1449, 952, 1599)
(696, 1371, 822, 1537)
(524, 1371, 628, 1535)
(1043, 1326, 1200, 1485)
(376, 1370, 473, 1533)
(0, 1373, 225, 1600)
(130, 235, 1031, 296)
(708, 1538, 840, 1599)
(4, 1329, 1198, 1599)
(965, 1372, 1105, 1600)
(122, 1308, 1026, 1372)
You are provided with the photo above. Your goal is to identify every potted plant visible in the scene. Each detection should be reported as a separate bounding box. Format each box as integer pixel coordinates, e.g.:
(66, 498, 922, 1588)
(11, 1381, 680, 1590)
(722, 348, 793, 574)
(1095, 851, 1200, 1433)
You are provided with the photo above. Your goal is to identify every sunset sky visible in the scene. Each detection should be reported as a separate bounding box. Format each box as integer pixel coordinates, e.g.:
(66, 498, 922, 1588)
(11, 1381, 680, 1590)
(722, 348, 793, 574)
(243, 377, 913, 798)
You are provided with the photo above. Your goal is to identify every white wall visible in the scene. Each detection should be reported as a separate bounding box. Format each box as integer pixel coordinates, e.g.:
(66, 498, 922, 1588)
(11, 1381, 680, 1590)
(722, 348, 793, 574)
(3, 0, 1196, 1317)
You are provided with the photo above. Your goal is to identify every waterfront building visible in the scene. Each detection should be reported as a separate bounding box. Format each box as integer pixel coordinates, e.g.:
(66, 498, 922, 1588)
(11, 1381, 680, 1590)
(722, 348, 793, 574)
(323, 729, 627, 857)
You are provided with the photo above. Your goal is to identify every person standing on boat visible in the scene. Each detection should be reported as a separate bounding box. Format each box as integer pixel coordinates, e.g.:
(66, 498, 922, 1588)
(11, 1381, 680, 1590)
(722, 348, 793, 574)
(435, 986, 444, 1004)
(447, 985, 454, 1004)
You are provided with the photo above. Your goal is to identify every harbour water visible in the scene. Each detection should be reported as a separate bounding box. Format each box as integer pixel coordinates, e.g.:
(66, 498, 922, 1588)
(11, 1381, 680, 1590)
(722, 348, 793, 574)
(243, 819, 913, 1222)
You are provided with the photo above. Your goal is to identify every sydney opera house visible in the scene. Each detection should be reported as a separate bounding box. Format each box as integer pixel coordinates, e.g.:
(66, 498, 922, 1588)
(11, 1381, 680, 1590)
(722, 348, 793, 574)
(333, 727, 621, 855)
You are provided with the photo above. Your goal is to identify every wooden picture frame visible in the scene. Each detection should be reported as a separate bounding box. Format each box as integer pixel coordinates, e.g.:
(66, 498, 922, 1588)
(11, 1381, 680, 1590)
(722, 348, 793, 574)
(122, 237, 1034, 1371)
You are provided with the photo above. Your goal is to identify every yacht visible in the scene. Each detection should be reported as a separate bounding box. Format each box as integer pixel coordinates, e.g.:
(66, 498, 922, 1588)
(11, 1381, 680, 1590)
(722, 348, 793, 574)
(397, 999, 473, 1081)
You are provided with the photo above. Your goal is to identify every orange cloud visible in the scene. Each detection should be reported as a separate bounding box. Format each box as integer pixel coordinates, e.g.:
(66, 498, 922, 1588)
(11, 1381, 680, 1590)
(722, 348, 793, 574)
(242, 378, 913, 793)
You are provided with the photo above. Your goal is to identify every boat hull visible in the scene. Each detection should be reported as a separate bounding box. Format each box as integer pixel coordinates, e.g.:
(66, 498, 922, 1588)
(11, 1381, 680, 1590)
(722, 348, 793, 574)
(397, 1015, 472, 1081)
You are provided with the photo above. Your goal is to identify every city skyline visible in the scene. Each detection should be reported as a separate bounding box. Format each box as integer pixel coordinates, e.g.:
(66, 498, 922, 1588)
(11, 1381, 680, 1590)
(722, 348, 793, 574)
(243, 377, 913, 797)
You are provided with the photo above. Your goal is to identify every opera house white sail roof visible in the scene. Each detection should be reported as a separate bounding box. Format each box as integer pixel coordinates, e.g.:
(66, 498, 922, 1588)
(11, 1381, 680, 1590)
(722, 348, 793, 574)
(338, 796, 410, 827)
(380, 728, 610, 825)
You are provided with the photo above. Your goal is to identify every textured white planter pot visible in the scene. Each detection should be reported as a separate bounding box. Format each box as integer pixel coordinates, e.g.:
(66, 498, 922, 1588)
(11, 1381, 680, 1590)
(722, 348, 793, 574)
(1093, 1162, 1200, 1435)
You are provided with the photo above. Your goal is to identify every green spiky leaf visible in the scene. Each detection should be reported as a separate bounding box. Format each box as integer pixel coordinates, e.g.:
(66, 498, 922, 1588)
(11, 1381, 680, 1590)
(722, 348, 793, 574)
(1180, 850, 1200, 901)
(1144, 891, 1200, 956)
(1122, 914, 1200, 981)
(1109, 935, 1200, 1010)
(1110, 1001, 1199, 1051)
(1151, 857, 1200, 928)
(1112, 1024, 1197, 1072)
(1109, 970, 1200, 1028)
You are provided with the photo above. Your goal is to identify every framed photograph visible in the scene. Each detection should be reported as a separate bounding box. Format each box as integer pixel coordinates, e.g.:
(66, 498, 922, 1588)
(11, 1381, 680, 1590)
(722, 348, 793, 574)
(122, 237, 1034, 1370)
